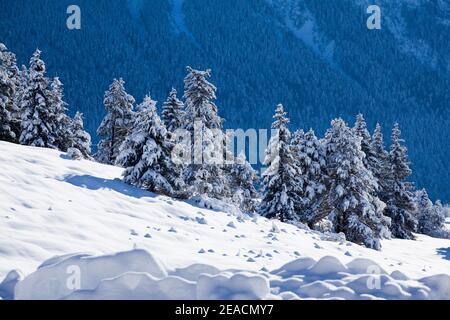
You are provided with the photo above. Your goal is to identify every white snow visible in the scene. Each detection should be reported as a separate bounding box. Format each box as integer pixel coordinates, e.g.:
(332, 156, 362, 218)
(0, 142, 449, 299)
(10, 249, 450, 300)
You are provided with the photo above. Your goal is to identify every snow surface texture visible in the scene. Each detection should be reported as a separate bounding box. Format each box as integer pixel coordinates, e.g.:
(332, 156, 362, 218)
(0, 142, 449, 300)
(8, 249, 450, 300)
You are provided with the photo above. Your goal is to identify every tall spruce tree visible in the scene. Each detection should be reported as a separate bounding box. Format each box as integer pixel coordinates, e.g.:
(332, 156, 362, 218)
(354, 113, 377, 170)
(0, 68, 15, 142)
(49, 77, 72, 151)
(290, 129, 326, 226)
(229, 152, 259, 213)
(320, 118, 390, 250)
(162, 88, 185, 133)
(116, 95, 185, 197)
(259, 104, 301, 222)
(384, 123, 417, 239)
(12, 65, 28, 136)
(182, 67, 226, 199)
(19, 49, 59, 149)
(0, 43, 20, 142)
(371, 123, 389, 190)
(96, 78, 135, 164)
(69, 111, 92, 159)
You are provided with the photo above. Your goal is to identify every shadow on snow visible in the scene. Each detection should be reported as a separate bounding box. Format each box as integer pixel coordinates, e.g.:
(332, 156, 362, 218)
(63, 174, 157, 199)
(436, 247, 450, 260)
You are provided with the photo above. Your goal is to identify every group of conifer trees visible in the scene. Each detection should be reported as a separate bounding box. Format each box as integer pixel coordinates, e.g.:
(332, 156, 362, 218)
(1, 44, 447, 250)
(0, 44, 91, 159)
(95, 67, 259, 213)
(258, 106, 447, 249)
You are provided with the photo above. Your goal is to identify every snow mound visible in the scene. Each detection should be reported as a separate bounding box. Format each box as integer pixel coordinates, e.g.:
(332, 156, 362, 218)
(307, 256, 348, 275)
(271, 257, 316, 277)
(420, 274, 450, 300)
(346, 258, 387, 275)
(269, 255, 450, 300)
(65, 273, 196, 300)
(197, 272, 270, 300)
(8, 249, 450, 300)
(15, 249, 167, 300)
(172, 264, 221, 282)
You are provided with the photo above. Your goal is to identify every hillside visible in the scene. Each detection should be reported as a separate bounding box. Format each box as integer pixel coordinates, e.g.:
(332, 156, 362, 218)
(0, 0, 449, 202)
(0, 142, 449, 299)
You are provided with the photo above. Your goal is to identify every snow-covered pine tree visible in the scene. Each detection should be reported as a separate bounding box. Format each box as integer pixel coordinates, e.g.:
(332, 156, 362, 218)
(0, 44, 19, 82)
(353, 113, 376, 170)
(69, 112, 92, 159)
(319, 118, 390, 250)
(415, 189, 445, 237)
(116, 95, 185, 198)
(96, 78, 135, 164)
(290, 128, 326, 226)
(162, 88, 185, 133)
(49, 77, 72, 151)
(19, 49, 59, 149)
(12, 65, 28, 135)
(259, 104, 301, 222)
(0, 68, 15, 142)
(415, 189, 433, 216)
(229, 152, 259, 213)
(384, 123, 417, 239)
(0, 43, 20, 142)
(182, 67, 226, 199)
(370, 123, 389, 192)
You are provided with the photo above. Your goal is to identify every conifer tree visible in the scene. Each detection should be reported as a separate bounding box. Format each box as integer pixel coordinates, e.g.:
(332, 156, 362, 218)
(162, 88, 185, 133)
(229, 152, 259, 213)
(384, 123, 417, 239)
(0, 68, 15, 142)
(320, 118, 390, 250)
(181, 67, 226, 199)
(0, 43, 19, 142)
(415, 189, 445, 236)
(370, 123, 389, 188)
(259, 104, 301, 222)
(290, 129, 326, 226)
(116, 95, 185, 197)
(19, 49, 59, 149)
(69, 111, 92, 159)
(354, 113, 377, 171)
(49, 77, 72, 151)
(12, 65, 28, 136)
(96, 78, 135, 164)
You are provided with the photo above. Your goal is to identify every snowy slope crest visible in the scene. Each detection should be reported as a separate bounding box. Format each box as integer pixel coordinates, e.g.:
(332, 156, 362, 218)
(3, 249, 449, 300)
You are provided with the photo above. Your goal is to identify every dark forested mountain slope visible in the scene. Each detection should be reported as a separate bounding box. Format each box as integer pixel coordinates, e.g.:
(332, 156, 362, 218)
(1, 0, 448, 201)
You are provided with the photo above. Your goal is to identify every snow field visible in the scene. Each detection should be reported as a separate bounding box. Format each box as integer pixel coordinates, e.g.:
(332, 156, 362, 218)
(0, 142, 449, 299)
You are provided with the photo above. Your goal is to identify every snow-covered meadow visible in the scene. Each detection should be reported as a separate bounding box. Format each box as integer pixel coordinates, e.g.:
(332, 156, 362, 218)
(0, 142, 449, 299)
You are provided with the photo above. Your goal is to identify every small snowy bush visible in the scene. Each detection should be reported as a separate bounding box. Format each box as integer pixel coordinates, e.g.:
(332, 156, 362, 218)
(67, 147, 83, 160)
(313, 219, 333, 233)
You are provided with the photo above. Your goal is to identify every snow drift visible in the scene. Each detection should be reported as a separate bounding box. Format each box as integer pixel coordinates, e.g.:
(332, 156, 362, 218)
(7, 249, 450, 300)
